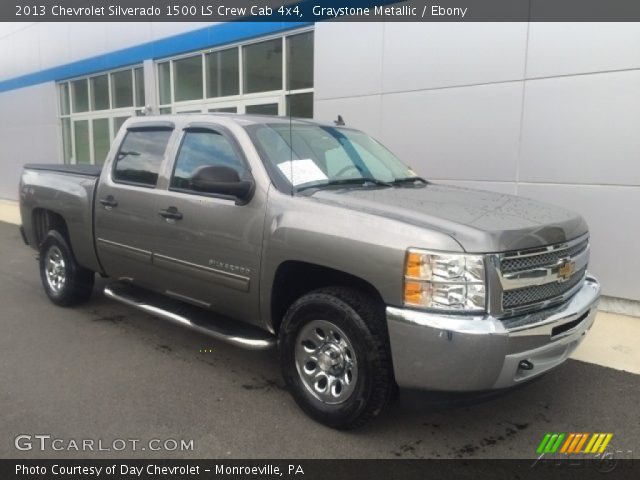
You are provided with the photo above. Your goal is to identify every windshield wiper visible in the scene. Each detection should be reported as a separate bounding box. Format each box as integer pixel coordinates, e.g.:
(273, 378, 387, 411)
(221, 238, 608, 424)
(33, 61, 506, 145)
(296, 177, 392, 192)
(117, 151, 141, 159)
(391, 176, 428, 186)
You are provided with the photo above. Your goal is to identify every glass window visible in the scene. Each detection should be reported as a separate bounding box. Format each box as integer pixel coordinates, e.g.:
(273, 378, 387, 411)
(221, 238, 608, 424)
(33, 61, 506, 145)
(60, 83, 70, 116)
(91, 75, 110, 111)
(286, 93, 313, 118)
(287, 32, 313, 90)
(248, 124, 415, 189)
(111, 70, 133, 108)
(113, 129, 172, 186)
(61, 118, 72, 163)
(246, 103, 278, 116)
(174, 56, 203, 102)
(209, 107, 237, 113)
(171, 130, 245, 191)
(243, 39, 282, 94)
(92, 118, 110, 164)
(158, 62, 171, 105)
(134, 67, 145, 107)
(159, 107, 172, 115)
(71, 79, 89, 113)
(206, 48, 239, 98)
(73, 120, 90, 164)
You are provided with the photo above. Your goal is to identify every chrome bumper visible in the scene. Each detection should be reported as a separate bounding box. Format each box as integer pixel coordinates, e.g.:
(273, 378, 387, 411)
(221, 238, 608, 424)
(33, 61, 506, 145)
(386, 275, 601, 391)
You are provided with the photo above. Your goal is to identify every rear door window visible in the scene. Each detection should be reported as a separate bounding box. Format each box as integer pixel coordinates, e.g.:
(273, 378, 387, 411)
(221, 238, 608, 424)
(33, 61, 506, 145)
(113, 128, 173, 186)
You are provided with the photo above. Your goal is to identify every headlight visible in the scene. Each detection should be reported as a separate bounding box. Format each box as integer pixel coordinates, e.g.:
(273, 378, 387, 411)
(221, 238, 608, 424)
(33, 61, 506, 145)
(404, 249, 486, 312)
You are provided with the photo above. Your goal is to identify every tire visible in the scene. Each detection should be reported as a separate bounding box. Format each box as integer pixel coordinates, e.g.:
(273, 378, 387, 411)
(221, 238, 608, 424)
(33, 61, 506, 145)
(279, 286, 396, 429)
(39, 230, 94, 306)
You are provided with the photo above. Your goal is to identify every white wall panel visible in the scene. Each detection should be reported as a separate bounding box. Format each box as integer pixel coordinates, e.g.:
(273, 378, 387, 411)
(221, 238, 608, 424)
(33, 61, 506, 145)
(12, 25, 40, 78)
(106, 23, 153, 53)
(527, 23, 640, 78)
(314, 95, 383, 138)
(0, 83, 59, 199)
(519, 70, 640, 185)
(383, 22, 527, 92)
(150, 22, 214, 41)
(314, 22, 384, 100)
(380, 82, 523, 181)
(0, 30, 17, 81)
(66, 23, 109, 63)
(38, 23, 71, 72)
(519, 183, 640, 301)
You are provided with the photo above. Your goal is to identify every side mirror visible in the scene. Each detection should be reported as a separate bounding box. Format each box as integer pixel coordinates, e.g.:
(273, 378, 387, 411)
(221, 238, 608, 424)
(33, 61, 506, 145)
(190, 165, 254, 202)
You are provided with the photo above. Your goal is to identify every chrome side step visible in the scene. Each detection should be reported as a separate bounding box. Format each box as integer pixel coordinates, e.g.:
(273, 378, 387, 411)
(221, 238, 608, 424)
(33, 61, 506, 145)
(104, 281, 276, 351)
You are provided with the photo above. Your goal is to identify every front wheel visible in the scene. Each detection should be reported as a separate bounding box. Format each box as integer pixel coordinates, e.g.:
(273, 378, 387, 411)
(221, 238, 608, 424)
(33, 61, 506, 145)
(39, 230, 94, 306)
(279, 287, 396, 429)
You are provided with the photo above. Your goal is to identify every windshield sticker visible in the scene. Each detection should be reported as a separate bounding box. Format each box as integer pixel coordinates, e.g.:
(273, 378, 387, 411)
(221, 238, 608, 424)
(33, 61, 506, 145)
(278, 159, 328, 186)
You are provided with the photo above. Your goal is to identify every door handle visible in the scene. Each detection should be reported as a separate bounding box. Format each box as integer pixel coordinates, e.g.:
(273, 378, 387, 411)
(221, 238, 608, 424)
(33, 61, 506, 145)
(99, 195, 118, 208)
(158, 207, 183, 220)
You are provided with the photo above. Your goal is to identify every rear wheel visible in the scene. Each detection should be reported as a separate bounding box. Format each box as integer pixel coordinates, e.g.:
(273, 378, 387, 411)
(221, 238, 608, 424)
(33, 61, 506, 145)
(279, 287, 396, 429)
(39, 231, 94, 306)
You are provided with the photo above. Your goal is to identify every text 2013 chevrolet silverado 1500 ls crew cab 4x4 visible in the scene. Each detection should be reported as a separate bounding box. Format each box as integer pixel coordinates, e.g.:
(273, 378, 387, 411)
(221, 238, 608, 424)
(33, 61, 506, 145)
(19, 114, 600, 429)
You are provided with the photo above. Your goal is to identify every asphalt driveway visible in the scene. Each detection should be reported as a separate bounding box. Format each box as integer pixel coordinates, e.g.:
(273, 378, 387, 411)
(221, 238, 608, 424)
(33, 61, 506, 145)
(0, 221, 638, 459)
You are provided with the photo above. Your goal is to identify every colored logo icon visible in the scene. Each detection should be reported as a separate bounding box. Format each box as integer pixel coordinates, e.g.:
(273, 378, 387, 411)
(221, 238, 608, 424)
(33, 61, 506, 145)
(537, 433, 613, 455)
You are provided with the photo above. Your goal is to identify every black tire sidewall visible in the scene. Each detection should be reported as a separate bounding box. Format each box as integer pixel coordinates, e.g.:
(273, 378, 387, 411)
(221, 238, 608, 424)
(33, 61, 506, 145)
(279, 292, 379, 428)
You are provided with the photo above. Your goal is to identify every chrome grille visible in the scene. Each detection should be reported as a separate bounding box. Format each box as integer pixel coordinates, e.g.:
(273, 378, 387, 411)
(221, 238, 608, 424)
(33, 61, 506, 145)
(502, 267, 586, 310)
(501, 238, 589, 273)
(497, 235, 590, 315)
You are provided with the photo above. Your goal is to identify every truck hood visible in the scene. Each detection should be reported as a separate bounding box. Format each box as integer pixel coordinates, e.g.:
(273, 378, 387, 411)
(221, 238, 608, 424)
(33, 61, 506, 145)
(309, 183, 588, 252)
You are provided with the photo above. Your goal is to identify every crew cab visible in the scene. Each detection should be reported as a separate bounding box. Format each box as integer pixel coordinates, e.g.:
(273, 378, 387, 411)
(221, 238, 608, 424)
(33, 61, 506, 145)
(19, 114, 600, 428)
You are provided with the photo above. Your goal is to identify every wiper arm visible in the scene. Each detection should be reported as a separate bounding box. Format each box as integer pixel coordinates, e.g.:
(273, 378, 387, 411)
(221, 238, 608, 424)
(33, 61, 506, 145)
(296, 177, 392, 192)
(117, 151, 141, 158)
(391, 176, 428, 185)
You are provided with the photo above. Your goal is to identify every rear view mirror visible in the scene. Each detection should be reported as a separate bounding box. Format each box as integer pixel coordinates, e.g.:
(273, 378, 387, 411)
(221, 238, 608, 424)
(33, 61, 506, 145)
(190, 165, 254, 202)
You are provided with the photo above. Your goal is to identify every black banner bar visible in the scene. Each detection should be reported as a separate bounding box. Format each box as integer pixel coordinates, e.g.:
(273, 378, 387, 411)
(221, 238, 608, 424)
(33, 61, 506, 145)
(5, 0, 640, 22)
(2, 459, 639, 480)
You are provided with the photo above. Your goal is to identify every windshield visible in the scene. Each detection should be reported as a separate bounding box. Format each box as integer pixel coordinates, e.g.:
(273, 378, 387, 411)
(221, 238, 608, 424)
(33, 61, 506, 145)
(247, 123, 419, 191)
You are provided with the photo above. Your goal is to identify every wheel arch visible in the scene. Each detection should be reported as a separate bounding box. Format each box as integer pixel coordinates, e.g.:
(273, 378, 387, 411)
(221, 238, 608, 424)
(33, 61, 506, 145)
(269, 260, 385, 334)
(32, 208, 70, 248)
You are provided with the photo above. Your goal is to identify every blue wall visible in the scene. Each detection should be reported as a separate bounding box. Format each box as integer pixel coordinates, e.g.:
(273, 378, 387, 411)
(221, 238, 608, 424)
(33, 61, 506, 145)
(0, 21, 311, 93)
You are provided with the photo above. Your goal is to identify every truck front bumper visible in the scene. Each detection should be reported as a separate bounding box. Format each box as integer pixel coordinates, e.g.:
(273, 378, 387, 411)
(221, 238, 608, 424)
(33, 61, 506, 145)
(386, 275, 601, 391)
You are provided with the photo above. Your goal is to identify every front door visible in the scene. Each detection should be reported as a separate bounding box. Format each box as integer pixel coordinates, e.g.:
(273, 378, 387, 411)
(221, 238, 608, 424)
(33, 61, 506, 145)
(152, 124, 266, 325)
(94, 124, 175, 289)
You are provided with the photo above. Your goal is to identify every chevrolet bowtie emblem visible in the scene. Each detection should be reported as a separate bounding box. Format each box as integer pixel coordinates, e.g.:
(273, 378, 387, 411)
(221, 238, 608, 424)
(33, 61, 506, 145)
(557, 259, 576, 281)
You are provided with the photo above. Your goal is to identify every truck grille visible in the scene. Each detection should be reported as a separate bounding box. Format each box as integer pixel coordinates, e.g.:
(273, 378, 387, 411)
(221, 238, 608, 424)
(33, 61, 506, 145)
(501, 238, 589, 273)
(502, 267, 586, 310)
(498, 235, 589, 314)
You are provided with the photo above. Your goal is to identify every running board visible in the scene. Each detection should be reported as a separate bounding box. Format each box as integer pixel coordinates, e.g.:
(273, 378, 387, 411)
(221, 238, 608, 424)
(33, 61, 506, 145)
(104, 281, 276, 351)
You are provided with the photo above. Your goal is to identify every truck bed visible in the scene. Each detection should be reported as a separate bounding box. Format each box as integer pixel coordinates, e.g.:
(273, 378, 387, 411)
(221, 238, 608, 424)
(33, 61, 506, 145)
(24, 163, 102, 177)
(20, 163, 102, 273)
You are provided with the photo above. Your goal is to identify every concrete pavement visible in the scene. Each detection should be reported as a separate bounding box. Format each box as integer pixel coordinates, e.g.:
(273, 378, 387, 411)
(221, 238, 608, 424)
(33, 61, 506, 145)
(0, 221, 638, 459)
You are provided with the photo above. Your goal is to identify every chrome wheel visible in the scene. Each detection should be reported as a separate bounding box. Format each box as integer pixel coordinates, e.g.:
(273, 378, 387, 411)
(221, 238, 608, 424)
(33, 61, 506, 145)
(44, 245, 66, 294)
(294, 319, 358, 405)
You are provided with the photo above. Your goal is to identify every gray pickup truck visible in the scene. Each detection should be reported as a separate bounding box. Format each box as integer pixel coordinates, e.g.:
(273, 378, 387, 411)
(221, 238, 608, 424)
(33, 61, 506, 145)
(19, 114, 600, 429)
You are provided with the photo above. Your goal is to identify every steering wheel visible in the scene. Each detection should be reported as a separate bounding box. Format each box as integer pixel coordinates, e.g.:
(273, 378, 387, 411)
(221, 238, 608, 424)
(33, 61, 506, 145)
(333, 164, 361, 178)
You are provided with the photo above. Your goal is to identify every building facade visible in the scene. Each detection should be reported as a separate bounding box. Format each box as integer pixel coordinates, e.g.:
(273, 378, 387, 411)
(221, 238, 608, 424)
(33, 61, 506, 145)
(0, 21, 638, 304)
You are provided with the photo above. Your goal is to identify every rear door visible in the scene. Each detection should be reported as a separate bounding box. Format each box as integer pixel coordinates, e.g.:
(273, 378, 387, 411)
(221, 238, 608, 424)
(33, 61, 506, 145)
(152, 123, 265, 325)
(94, 122, 175, 290)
